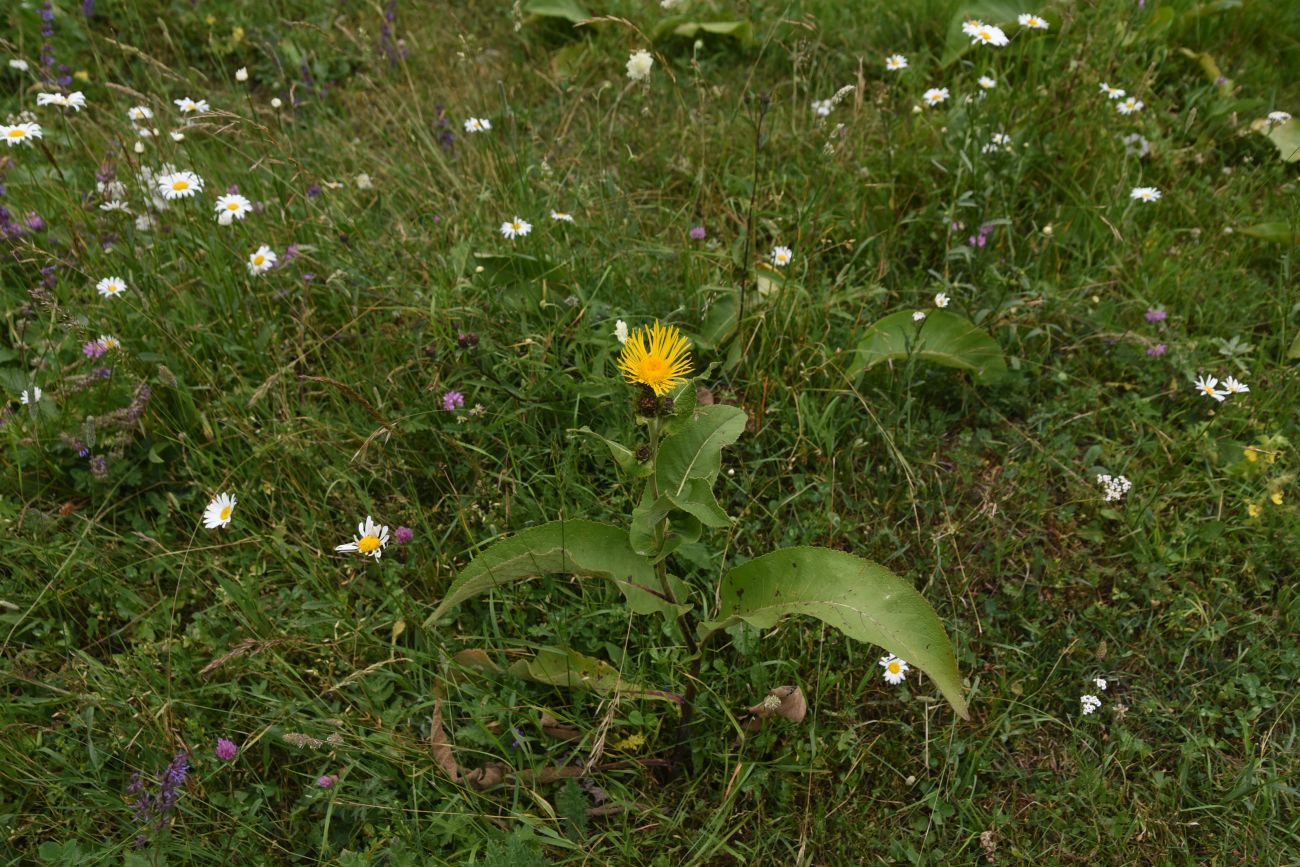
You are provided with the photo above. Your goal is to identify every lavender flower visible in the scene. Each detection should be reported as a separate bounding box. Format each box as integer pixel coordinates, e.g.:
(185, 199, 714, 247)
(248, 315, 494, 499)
(1146, 343, 1167, 357)
(442, 390, 465, 411)
(1144, 307, 1167, 323)
(128, 751, 189, 846)
(968, 223, 994, 248)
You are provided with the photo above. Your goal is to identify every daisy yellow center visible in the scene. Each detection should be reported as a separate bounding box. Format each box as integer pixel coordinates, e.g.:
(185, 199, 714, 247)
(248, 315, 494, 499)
(1201, 384, 1215, 394)
(357, 534, 381, 554)
(978, 28, 992, 39)
(617, 321, 693, 397)
(888, 661, 901, 674)
(219, 505, 232, 521)
(9, 129, 26, 138)
(254, 255, 265, 265)
(227, 202, 240, 210)
(173, 180, 189, 191)
(107, 283, 121, 292)
(512, 222, 523, 230)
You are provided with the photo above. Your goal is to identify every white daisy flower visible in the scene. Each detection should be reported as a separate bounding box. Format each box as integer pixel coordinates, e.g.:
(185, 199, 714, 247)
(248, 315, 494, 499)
(174, 97, 210, 113)
(335, 515, 390, 559)
(1266, 110, 1291, 125)
(879, 654, 909, 685)
(247, 245, 277, 275)
(614, 319, 629, 344)
(500, 217, 532, 239)
(1094, 677, 1108, 691)
(203, 492, 237, 529)
(158, 170, 203, 200)
(978, 76, 997, 90)
(626, 49, 654, 82)
(934, 292, 949, 308)
(96, 276, 127, 298)
(913, 311, 927, 322)
(100, 200, 131, 213)
(1116, 97, 1143, 115)
(38, 92, 86, 110)
(1222, 376, 1249, 394)
(923, 87, 949, 106)
(549, 210, 574, 222)
(1130, 186, 1161, 203)
(36, 92, 65, 109)
(1080, 694, 1102, 715)
(135, 214, 157, 232)
(9, 59, 30, 72)
(964, 20, 1010, 47)
(885, 54, 908, 71)
(214, 193, 252, 225)
(97, 334, 121, 351)
(463, 117, 491, 133)
(1, 122, 42, 146)
(128, 105, 153, 122)
(1194, 375, 1227, 402)
(770, 245, 793, 267)
(1018, 13, 1049, 29)
(236, 67, 249, 82)
(20, 386, 42, 405)
(1099, 83, 1126, 100)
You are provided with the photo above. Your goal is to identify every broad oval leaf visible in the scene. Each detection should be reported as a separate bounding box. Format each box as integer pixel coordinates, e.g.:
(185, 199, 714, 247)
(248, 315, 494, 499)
(656, 404, 747, 502)
(509, 647, 682, 704)
(699, 547, 969, 719)
(1238, 222, 1299, 244)
(523, 0, 589, 24)
(424, 520, 677, 625)
(850, 309, 1007, 384)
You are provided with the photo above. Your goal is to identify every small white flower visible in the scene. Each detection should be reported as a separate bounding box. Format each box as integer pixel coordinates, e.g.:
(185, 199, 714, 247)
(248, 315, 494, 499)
(1265, 110, 1291, 126)
(923, 87, 949, 106)
(614, 319, 629, 344)
(247, 245, 277, 275)
(879, 655, 909, 685)
(500, 217, 532, 239)
(158, 170, 203, 200)
(9, 59, 30, 72)
(354, 173, 373, 190)
(1096, 473, 1132, 503)
(1194, 375, 1227, 402)
(1094, 677, 1108, 691)
(1222, 376, 1249, 394)
(549, 210, 574, 223)
(270, 97, 283, 109)
(170, 131, 185, 142)
(98, 334, 121, 351)
(913, 311, 927, 322)
(174, 96, 210, 113)
(934, 292, 949, 308)
(1080, 694, 1102, 715)
(885, 54, 908, 71)
(1130, 186, 1161, 203)
(1122, 133, 1150, 158)
(36, 93, 63, 109)
(203, 492, 237, 529)
(100, 200, 131, 213)
(978, 76, 997, 90)
(1018, 13, 1050, 29)
(1100, 83, 1126, 100)
(135, 213, 156, 231)
(1116, 97, 1143, 115)
(335, 515, 390, 559)
(626, 49, 654, 82)
(214, 193, 252, 225)
(1, 122, 42, 146)
(982, 132, 1012, 153)
(128, 105, 153, 122)
(463, 117, 491, 133)
(133, 141, 145, 154)
(96, 276, 127, 298)
(963, 20, 1010, 47)
(770, 245, 793, 267)
(20, 386, 42, 405)
(235, 67, 249, 82)
(811, 98, 833, 117)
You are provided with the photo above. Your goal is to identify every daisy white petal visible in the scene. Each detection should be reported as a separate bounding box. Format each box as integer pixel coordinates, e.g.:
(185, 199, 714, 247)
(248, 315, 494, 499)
(202, 492, 237, 529)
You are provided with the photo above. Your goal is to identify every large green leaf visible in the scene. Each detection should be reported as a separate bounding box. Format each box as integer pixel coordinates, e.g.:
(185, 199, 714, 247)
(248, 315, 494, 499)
(699, 547, 969, 719)
(509, 647, 681, 703)
(1238, 222, 1299, 244)
(424, 520, 678, 625)
(652, 18, 753, 43)
(656, 404, 747, 502)
(849, 309, 1007, 384)
(1258, 118, 1300, 163)
(523, 0, 589, 24)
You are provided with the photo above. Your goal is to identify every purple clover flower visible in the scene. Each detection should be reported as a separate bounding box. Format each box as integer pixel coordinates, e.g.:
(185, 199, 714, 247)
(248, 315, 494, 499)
(317, 774, 338, 788)
(1144, 307, 1167, 323)
(689, 225, 706, 240)
(1146, 343, 1167, 357)
(394, 526, 413, 545)
(442, 390, 464, 411)
(83, 340, 107, 359)
(215, 738, 238, 761)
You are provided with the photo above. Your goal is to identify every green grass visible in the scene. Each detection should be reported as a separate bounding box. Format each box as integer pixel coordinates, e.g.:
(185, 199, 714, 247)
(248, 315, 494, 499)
(3, 0, 1299, 863)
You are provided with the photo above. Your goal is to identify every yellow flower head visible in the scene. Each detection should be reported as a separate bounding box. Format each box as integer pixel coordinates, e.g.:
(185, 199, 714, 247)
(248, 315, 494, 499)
(616, 320, 693, 396)
(1247, 503, 1261, 519)
(1270, 491, 1283, 506)
(1244, 447, 1259, 463)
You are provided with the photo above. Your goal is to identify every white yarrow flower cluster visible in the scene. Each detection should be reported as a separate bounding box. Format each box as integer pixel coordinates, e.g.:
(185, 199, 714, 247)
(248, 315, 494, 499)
(1194, 374, 1248, 403)
(626, 49, 654, 82)
(1264, 110, 1291, 126)
(982, 132, 1012, 153)
(1080, 694, 1102, 715)
(1096, 474, 1132, 503)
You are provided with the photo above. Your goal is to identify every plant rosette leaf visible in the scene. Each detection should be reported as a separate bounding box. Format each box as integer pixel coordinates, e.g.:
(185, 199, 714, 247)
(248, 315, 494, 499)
(523, 0, 589, 24)
(508, 647, 683, 704)
(424, 520, 684, 625)
(849, 309, 1007, 384)
(699, 547, 969, 719)
(1252, 118, 1300, 162)
(655, 403, 746, 505)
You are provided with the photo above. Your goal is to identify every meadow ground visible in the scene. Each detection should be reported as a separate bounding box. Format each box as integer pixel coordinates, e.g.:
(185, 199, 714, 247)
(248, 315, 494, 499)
(2, 0, 1299, 864)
